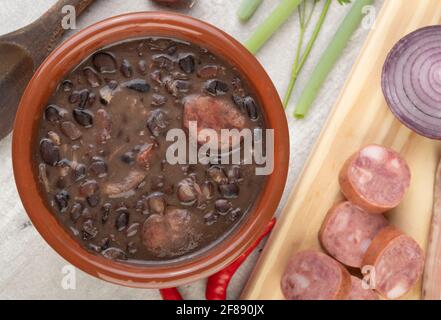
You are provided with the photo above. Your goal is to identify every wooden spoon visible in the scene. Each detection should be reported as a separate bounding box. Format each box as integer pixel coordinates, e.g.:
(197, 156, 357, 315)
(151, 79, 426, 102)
(0, 0, 95, 140)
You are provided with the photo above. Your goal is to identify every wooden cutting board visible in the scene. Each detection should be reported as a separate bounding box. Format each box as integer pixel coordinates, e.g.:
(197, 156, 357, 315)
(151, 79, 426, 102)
(242, 0, 441, 300)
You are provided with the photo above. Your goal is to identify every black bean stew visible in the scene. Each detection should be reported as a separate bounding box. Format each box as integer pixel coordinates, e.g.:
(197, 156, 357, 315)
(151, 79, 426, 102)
(34, 37, 266, 263)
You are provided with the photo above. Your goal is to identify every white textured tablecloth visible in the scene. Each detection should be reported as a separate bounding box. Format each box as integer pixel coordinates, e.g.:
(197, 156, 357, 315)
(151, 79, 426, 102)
(0, 0, 384, 299)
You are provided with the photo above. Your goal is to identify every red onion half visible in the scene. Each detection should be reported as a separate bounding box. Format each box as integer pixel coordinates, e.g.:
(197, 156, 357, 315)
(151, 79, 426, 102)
(382, 26, 441, 140)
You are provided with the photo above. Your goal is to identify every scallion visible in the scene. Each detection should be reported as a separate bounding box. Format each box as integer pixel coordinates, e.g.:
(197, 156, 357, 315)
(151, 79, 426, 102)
(238, 0, 264, 22)
(245, 0, 303, 54)
(294, 0, 374, 118)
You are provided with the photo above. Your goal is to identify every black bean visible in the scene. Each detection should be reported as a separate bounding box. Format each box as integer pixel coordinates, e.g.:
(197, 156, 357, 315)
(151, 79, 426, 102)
(70, 202, 83, 222)
(88, 92, 97, 106)
(73, 108, 93, 128)
(73, 163, 87, 182)
(102, 247, 127, 260)
(92, 51, 117, 74)
(82, 219, 98, 240)
(101, 203, 112, 224)
(150, 70, 162, 85)
(69, 91, 80, 104)
(205, 79, 229, 95)
(166, 79, 190, 97)
(108, 79, 119, 90)
(54, 190, 70, 212)
(151, 94, 167, 107)
(89, 159, 107, 178)
(79, 180, 99, 197)
(152, 54, 174, 69)
(197, 65, 219, 79)
(146, 110, 168, 137)
(60, 80, 73, 92)
(120, 59, 133, 78)
(227, 166, 241, 182)
(230, 208, 242, 221)
(204, 211, 218, 226)
(218, 183, 239, 199)
(44, 104, 66, 122)
(40, 138, 60, 166)
(83, 67, 102, 88)
(100, 238, 110, 250)
(60, 121, 82, 141)
(215, 199, 232, 215)
(78, 89, 91, 109)
(87, 194, 100, 208)
(172, 71, 190, 80)
(232, 95, 245, 111)
(88, 243, 102, 253)
(100, 81, 118, 105)
(123, 79, 150, 93)
(167, 45, 178, 55)
(243, 96, 259, 120)
(207, 166, 228, 184)
(121, 151, 136, 164)
(177, 180, 197, 204)
(179, 54, 195, 74)
(115, 210, 129, 231)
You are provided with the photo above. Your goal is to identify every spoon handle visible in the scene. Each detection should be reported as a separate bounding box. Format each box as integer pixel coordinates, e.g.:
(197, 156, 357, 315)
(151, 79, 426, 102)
(3, 0, 95, 64)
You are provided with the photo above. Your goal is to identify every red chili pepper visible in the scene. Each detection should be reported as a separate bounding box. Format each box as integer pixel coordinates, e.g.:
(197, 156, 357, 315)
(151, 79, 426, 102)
(159, 287, 183, 300)
(205, 218, 277, 300)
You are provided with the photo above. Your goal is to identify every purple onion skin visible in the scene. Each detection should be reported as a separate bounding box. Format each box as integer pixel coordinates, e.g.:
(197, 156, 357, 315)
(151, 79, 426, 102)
(382, 25, 441, 140)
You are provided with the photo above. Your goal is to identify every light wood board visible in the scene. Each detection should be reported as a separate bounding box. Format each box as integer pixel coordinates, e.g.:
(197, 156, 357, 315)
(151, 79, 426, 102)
(242, 0, 441, 300)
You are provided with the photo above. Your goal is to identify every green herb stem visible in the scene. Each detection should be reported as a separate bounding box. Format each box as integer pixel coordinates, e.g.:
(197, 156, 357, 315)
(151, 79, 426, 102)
(284, 26, 305, 108)
(297, 0, 332, 81)
(284, 0, 332, 108)
(238, 0, 264, 22)
(245, 0, 303, 54)
(294, 0, 374, 118)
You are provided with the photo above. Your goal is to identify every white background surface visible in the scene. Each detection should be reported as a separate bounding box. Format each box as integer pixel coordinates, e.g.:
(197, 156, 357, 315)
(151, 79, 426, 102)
(0, 0, 384, 299)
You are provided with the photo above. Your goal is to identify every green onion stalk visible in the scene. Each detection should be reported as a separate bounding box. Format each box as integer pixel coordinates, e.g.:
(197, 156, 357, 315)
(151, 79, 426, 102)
(294, 0, 374, 118)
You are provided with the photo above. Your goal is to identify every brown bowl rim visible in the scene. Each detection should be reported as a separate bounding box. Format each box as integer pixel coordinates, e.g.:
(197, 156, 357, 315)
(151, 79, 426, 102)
(12, 11, 289, 288)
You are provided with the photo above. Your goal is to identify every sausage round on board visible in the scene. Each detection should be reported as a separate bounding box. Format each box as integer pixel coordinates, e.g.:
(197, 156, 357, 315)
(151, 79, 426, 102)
(339, 145, 411, 214)
(281, 250, 351, 300)
(319, 201, 389, 268)
(347, 276, 379, 300)
(362, 227, 425, 299)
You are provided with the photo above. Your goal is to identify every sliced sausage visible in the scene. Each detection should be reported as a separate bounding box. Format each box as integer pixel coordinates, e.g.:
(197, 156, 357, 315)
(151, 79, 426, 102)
(183, 95, 247, 151)
(347, 276, 379, 300)
(319, 201, 389, 268)
(339, 145, 411, 214)
(362, 226, 425, 299)
(141, 207, 191, 257)
(281, 250, 351, 300)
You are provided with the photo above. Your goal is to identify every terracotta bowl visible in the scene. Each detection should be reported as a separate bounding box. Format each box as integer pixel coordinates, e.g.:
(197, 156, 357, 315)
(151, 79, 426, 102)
(12, 12, 289, 288)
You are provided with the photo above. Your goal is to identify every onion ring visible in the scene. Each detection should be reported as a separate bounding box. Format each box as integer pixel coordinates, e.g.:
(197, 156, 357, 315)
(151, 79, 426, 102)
(382, 26, 441, 139)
